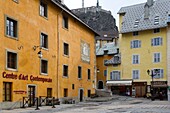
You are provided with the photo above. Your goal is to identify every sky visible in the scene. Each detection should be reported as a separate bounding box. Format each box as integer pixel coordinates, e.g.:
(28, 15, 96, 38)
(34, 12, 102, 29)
(64, 0, 147, 27)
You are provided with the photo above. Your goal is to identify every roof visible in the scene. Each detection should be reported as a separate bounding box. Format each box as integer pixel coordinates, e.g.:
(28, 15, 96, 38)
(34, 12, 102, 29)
(96, 42, 118, 56)
(118, 0, 170, 33)
(51, 0, 99, 36)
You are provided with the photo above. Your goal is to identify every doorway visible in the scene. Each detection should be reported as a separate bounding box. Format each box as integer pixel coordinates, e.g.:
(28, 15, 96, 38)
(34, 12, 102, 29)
(98, 81, 104, 89)
(28, 85, 36, 106)
(79, 89, 83, 102)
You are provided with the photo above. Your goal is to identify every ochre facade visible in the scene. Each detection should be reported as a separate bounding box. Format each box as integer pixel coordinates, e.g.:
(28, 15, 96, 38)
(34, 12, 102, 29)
(0, 0, 96, 103)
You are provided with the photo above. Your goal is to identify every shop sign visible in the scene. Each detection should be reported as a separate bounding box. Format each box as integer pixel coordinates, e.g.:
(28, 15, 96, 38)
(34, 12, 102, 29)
(2, 72, 52, 83)
(152, 81, 167, 85)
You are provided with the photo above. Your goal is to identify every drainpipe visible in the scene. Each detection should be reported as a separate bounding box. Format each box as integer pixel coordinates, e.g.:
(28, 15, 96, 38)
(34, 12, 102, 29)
(56, 9, 63, 99)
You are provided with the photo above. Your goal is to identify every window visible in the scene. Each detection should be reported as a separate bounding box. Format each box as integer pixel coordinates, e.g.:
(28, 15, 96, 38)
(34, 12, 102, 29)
(6, 17, 18, 38)
(88, 69, 91, 80)
(153, 69, 163, 78)
(104, 60, 108, 66)
(78, 66, 82, 79)
(151, 37, 162, 46)
(110, 71, 120, 80)
(41, 33, 48, 49)
(154, 28, 160, 33)
(131, 40, 141, 48)
(87, 90, 91, 97)
(40, 0, 47, 17)
(104, 70, 107, 76)
(64, 43, 69, 55)
(47, 88, 52, 98)
(72, 84, 74, 90)
(134, 20, 139, 28)
(63, 65, 68, 77)
(154, 16, 159, 25)
(153, 53, 161, 63)
(7, 51, 17, 70)
(64, 88, 68, 97)
(3, 82, 12, 102)
(132, 70, 140, 79)
(62, 15, 68, 29)
(41, 59, 48, 74)
(132, 55, 139, 64)
(133, 31, 139, 36)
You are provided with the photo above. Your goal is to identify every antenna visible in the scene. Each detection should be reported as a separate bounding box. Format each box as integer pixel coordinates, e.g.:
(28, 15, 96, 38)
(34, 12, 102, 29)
(82, 0, 84, 8)
(97, 0, 99, 7)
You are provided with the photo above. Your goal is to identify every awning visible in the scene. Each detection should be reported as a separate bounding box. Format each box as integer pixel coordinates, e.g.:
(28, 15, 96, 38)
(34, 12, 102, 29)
(106, 80, 132, 86)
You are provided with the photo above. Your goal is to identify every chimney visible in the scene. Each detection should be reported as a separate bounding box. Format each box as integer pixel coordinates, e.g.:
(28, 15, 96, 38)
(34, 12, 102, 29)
(147, 0, 153, 7)
(82, 0, 84, 8)
(144, 0, 154, 19)
(60, 0, 64, 4)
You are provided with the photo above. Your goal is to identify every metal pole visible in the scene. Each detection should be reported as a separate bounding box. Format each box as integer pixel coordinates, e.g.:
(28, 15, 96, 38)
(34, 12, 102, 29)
(21, 97, 25, 108)
(35, 97, 40, 110)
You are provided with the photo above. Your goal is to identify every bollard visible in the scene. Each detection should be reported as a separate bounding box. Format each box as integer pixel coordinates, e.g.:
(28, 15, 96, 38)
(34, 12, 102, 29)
(39, 96, 41, 106)
(21, 97, 25, 108)
(35, 97, 40, 110)
(52, 97, 56, 108)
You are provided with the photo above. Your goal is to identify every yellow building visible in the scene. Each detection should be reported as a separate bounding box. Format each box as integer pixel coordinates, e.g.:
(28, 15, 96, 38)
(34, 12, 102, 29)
(0, 0, 97, 108)
(107, 0, 170, 99)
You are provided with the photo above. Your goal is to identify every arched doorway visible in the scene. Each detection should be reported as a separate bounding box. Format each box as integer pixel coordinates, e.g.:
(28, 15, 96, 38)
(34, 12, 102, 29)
(98, 81, 104, 89)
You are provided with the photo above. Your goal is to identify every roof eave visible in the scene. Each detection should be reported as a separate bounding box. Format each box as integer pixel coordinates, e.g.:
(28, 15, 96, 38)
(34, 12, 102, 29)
(51, 0, 100, 36)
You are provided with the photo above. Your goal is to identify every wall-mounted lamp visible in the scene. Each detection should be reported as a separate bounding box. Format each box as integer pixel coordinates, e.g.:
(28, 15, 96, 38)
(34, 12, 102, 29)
(97, 69, 100, 73)
(33, 46, 43, 58)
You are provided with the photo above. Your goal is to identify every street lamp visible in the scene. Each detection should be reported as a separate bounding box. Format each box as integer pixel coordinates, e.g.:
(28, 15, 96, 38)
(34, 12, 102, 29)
(147, 69, 158, 100)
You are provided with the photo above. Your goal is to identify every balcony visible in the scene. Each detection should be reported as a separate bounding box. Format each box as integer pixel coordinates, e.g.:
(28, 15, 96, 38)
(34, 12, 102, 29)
(105, 54, 121, 66)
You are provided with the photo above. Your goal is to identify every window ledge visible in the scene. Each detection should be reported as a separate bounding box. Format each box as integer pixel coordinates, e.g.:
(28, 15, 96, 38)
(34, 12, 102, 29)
(40, 73, 48, 76)
(63, 54, 69, 58)
(63, 76, 69, 78)
(5, 35, 18, 41)
(40, 15, 48, 20)
(6, 68, 18, 72)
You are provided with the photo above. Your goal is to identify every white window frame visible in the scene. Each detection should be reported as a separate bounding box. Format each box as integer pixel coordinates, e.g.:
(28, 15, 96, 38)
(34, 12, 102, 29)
(40, 0, 48, 18)
(132, 70, 140, 79)
(151, 37, 162, 46)
(110, 71, 121, 80)
(6, 49, 18, 71)
(153, 69, 164, 79)
(132, 54, 140, 64)
(40, 59, 48, 75)
(40, 32, 48, 50)
(153, 52, 161, 63)
(131, 40, 141, 48)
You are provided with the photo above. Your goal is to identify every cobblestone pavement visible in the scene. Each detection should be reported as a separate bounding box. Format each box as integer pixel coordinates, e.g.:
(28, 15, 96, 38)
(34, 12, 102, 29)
(1, 96, 170, 113)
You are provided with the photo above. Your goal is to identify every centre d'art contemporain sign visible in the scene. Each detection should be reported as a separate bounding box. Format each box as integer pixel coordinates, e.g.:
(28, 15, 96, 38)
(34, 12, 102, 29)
(2, 71, 52, 83)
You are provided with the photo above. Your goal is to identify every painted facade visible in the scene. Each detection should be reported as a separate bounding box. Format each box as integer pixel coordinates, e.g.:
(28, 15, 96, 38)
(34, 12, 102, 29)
(0, 0, 96, 106)
(107, 0, 170, 99)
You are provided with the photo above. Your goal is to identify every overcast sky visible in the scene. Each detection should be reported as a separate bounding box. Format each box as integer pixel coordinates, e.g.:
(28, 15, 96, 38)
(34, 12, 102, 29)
(64, 0, 147, 27)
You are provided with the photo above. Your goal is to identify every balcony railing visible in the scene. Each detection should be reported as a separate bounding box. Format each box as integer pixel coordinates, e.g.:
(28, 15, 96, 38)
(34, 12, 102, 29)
(105, 54, 121, 65)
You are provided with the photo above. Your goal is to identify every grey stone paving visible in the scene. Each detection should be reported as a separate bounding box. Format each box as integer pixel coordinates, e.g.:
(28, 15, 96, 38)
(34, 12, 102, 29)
(1, 96, 170, 113)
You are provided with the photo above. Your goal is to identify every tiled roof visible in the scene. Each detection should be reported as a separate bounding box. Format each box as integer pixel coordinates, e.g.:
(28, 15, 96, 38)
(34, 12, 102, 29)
(96, 42, 118, 56)
(118, 0, 170, 33)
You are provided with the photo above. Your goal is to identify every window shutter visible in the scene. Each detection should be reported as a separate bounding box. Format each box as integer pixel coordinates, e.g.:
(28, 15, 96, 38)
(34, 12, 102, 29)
(131, 41, 133, 48)
(139, 40, 141, 48)
(118, 72, 121, 80)
(110, 72, 112, 80)
(151, 39, 154, 46)
(160, 69, 163, 78)
(160, 37, 163, 45)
